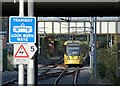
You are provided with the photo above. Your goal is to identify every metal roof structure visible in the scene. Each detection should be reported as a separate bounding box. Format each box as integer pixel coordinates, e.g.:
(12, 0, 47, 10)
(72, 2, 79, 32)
(38, 17, 120, 22)
(2, 2, 120, 16)
(1, 0, 120, 2)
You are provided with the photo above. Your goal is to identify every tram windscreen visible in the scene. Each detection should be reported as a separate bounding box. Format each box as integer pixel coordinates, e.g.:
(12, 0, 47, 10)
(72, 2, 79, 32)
(66, 46, 80, 56)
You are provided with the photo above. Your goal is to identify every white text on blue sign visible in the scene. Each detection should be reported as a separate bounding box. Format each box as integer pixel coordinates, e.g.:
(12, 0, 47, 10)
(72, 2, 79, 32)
(9, 16, 36, 43)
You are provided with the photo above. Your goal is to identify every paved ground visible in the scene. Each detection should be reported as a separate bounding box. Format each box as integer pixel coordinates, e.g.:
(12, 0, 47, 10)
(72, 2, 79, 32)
(1, 68, 93, 86)
(38, 66, 92, 85)
(1, 56, 61, 85)
(1, 56, 93, 85)
(0, 72, 2, 85)
(2, 71, 18, 84)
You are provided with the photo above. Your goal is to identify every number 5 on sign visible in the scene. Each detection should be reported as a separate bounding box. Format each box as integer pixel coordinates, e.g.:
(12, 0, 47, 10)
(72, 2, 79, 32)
(31, 46, 35, 52)
(29, 44, 37, 59)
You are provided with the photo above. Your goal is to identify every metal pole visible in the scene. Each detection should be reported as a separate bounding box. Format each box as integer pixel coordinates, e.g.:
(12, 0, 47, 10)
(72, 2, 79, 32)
(87, 34, 89, 44)
(28, 0, 33, 17)
(68, 17, 70, 40)
(52, 22, 54, 34)
(89, 17, 94, 69)
(110, 35, 113, 47)
(89, 17, 97, 81)
(18, 64, 24, 84)
(18, 0, 24, 85)
(0, 38, 2, 86)
(27, 0, 34, 85)
(35, 18, 38, 86)
(107, 22, 109, 48)
(0, 24, 3, 72)
(60, 22, 61, 34)
(19, 0, 24, 17)
(93, 17, 97, 81)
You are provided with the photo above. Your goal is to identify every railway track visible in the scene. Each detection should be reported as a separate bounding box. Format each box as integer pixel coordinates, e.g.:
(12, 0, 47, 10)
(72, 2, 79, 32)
(39, 56, 63, 68)
(53, 68, 68, 86)
(2, 55, 86, 86)
(38, 56, 64, 76)
(52, 67, 80, 86)
(2, 71, 28, 86)
(2, 76, 28, 86)
(73, 67, 80, 86)
(1, 79, 17, 86)
(38, 68, 77, 80)
(39, 64, 58, 75)
(2, 67, 83, 86)
(2, 57, 63, 86)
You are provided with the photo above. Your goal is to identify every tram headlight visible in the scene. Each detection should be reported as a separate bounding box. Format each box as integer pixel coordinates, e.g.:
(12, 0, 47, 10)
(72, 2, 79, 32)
(67, 57, 70, 60)
(76, 56, 80, 60)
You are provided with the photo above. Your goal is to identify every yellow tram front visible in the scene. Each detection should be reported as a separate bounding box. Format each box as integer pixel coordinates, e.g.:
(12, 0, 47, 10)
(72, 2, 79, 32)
(64, 41, 83, 65)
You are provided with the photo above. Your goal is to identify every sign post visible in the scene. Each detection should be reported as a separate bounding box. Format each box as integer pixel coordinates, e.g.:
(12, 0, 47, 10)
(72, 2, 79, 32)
(27, 0, 35, 85)
(9, 0, 37, 85)
(18, 0, 24, 85)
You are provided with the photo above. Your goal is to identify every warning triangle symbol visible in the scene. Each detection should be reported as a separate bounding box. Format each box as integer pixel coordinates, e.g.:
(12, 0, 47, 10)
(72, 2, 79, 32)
(15, 44, 29, 58)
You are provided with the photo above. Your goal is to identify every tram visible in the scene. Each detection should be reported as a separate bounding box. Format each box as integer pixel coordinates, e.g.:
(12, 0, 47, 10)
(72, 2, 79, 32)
(64, 40, 84, 66)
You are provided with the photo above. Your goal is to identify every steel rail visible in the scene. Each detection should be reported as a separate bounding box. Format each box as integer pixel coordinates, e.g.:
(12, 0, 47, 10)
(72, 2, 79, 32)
(39, 56, 63, 68)
(1, 79, 17, 86)
(53, 68, 67, 86)
(73, 67, 80, 86)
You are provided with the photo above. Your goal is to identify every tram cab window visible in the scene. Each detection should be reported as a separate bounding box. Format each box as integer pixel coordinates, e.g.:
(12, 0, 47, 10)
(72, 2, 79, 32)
(66, 46, 80, 56)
